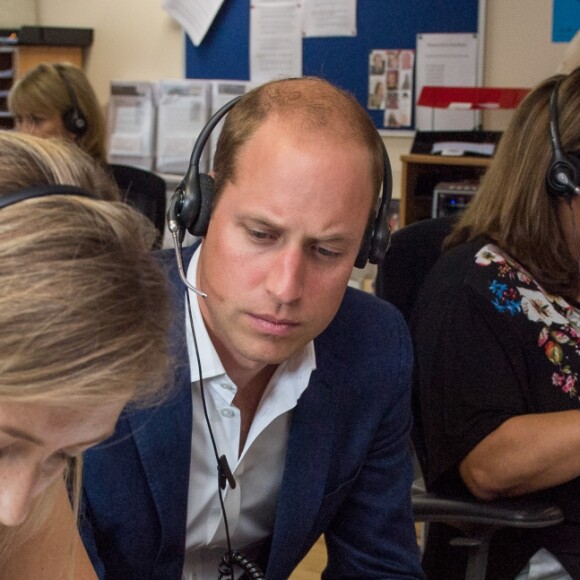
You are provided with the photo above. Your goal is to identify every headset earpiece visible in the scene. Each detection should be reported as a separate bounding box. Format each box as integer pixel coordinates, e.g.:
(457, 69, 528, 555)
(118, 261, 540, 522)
(354, 139, 393, 268)
(546, 77, 580, 200)
(167, 97, 242, 239)
(55, 65, 88, 137)
(62, 106, 88, 136)
(194, 173, 216, 236)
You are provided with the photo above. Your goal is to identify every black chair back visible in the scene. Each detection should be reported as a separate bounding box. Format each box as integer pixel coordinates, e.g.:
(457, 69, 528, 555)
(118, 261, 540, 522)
(109, 163, 167, 249)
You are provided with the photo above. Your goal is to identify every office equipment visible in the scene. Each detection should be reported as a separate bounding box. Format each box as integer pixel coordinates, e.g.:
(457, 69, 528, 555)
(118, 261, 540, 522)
(410, 130, 503, 156)
(400, 154, 491, 226)
(431, 180, 479, 218)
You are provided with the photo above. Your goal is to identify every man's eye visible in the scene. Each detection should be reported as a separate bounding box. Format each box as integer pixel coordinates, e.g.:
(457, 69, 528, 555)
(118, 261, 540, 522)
(316, 246, 341, 258)
(248, 229, 275, 241)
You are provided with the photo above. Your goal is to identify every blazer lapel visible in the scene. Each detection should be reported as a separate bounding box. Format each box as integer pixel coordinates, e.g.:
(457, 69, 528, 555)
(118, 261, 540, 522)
(127, 350, 192, 562)
(268, 344, 343, 576)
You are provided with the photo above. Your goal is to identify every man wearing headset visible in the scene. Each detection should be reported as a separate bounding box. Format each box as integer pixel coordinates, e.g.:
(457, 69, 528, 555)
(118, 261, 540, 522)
(80, 77, 423, 580)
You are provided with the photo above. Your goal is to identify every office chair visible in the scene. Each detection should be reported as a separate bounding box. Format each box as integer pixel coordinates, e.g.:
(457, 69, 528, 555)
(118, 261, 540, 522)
(108, 163, 167, 249)
(375, 216, 564, 580)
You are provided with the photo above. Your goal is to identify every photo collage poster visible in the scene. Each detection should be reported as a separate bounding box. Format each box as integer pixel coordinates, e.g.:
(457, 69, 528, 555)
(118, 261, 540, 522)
(368, 49, 414, 129)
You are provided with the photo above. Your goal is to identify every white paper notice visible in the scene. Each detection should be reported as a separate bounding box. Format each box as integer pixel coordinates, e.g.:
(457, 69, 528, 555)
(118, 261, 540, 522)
(302, 0, 356, 38)
(162, 0, 225, 47)
(415, 33, 479, 131)
(250, 1, 303, 84)
(107, 81, 156, 170)
(155, 80, 211, 174)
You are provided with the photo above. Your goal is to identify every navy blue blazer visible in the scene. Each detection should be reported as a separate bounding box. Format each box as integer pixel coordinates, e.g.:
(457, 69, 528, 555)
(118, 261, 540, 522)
(80, 245, 424, 579)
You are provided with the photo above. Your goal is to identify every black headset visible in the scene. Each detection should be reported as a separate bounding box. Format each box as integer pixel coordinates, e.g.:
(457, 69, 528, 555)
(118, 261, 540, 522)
(546, 76, 580, 200)
(0, 184, 95, 211)
(167, 95, 393, 269)
(54, 65, 88, 138)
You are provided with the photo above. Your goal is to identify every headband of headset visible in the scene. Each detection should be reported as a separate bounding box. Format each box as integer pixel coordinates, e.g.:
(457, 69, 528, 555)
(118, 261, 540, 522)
(0, 185, 96, 211)
(167, 93, 392, 268)
(54, 65, 88, 137)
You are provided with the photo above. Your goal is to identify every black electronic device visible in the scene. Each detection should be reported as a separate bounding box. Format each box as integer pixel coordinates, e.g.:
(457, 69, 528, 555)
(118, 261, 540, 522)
(54, 64, 88, 137)
(411, 130, 503, 156)
(431, 180, 479, 218)
(0, 184, 95, 211)
(546, 76, 580, 199)
(167, 95, 394, 269)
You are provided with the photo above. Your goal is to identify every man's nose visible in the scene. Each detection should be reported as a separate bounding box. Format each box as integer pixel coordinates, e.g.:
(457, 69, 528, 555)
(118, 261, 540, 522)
(266, 246, 306, 305)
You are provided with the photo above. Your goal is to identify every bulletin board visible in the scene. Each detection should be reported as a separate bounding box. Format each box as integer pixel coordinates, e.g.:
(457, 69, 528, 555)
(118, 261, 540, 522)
(184, 0, 479, 131)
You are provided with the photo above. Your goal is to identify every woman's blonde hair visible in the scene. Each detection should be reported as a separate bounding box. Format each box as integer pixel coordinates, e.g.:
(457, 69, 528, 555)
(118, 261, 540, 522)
(446, 66, 580, 299)
(8, 62, 107, 164)
(0, 131, 171, 563)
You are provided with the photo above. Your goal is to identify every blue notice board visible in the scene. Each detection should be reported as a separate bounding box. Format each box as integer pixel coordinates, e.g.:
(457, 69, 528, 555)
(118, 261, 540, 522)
(185, 0, 479, 130)
(552, 0, 580, 42)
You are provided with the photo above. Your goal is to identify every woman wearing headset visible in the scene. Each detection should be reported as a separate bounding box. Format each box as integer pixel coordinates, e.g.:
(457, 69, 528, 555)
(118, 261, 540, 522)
(412, 67, 580, 579)
(9, 62, 107, 165)
(0, 131, 170, 578)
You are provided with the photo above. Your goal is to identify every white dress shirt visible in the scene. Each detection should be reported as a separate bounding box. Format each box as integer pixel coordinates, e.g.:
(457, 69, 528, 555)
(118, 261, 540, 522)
(182, 244, 316, 580)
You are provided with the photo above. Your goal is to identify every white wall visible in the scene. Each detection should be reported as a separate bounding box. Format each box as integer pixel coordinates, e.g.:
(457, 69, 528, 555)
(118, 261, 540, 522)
(37, 0, 572, 198)
(0, 0, 38, 27)
(38, 0, 184, 104)
(482, 0, 570, 130)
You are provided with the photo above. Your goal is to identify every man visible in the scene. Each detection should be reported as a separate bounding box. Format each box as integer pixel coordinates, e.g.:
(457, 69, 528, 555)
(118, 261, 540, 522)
(80, 77, 423, 579)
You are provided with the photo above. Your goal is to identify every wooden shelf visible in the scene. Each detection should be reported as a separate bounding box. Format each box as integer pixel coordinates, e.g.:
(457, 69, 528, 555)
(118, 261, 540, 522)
(400, 153, 492, 226)
(0, 45, 85, 129)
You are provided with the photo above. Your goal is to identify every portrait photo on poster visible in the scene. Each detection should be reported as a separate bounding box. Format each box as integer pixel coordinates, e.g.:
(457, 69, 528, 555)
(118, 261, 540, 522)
(368, 49, 414, 129)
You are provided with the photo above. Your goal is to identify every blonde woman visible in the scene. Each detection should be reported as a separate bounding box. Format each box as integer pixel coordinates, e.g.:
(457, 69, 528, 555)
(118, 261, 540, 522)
(0, 131, 170, 578)
(9, 62, 107, 165)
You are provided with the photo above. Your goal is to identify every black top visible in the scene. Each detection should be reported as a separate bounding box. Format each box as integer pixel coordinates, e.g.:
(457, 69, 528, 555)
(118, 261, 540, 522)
(412, 239, 580, 577)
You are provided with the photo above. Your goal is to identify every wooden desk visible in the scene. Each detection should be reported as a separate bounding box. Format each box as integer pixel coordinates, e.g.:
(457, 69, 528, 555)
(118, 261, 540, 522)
(400, 154, 492, 226)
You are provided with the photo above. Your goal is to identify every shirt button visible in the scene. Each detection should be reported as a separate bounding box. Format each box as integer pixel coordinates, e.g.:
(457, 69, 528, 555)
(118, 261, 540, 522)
(220, 408, 235, 418)
(220, 382, 235, 392)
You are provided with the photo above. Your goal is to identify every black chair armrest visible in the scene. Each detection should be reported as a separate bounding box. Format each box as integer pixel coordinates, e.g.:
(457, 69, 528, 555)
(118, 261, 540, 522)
(412, 488, 563, 528)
